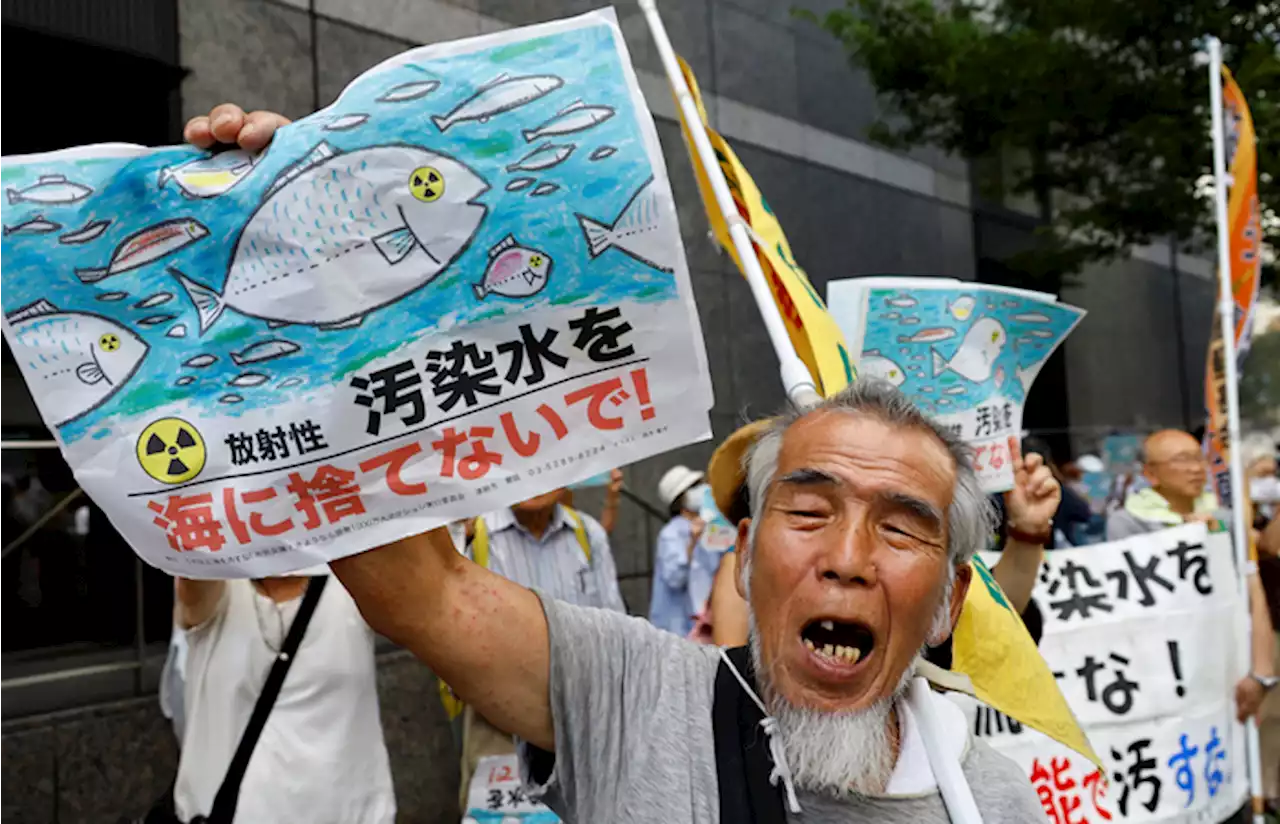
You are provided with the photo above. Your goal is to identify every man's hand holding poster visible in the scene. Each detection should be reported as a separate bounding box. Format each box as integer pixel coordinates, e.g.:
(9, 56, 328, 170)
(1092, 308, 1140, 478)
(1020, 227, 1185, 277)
(0, 10, 713, 578)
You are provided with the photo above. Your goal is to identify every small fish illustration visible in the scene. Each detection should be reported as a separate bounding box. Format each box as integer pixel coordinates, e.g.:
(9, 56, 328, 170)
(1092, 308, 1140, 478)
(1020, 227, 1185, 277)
(994, 367, 1006, 389)
(577, 177, 675, 273)
(858, 354, 906, 387)
(136, 314, 176, 327)
(522, 100, 616, 142)
(7, 174, 93, 205)
(1015, 362, 1042, 393)
(920, 386, 935, 393)
(530, 183, 559, 197)
(901, 316, 921, 326)
(166, 325, 188, 338)
(1002, 300, 1020, 308)
(219, 394, 244, 404)
(133, 292, 174, 310)
(175, 376, 196, 386)
(931, 318, 1006, 383)
(278, 377, 305, 389)
(230, 339, 300, 366)
(1027, 329, 1053, 339)
(3, 215, 62, 236)
(432, 73, 563, 132)
(879, 312, 901, 321)
(183, 354, 218, 368)
(937, 398, 953, 407)
(506, 177, 536, 192)
(159, 150, 257, 198)
(885, 294, 917, 309)
(76, 218, 209, 283)
(1012, 312, 1050, 324)
(377, 80, 440, 103)
(176, 141, 489, 332)
(229, 372, 269, 387)
(324, 113, 370, 131)
(5, 299, 148, 426)
(589, 146, 617, 161)
(898, 328, 956, 344)
(899, 347, 911, 355)
(911, 354, 925, 361)
(943, 385, 966, 395)
(59, 219, 111, 245)
(506, 142, 574, 173)
(473, 235, 553, 301)
(96, 292, 129, 302)
(948, 295, 976, 321)
(1015, 336, 1035, 348)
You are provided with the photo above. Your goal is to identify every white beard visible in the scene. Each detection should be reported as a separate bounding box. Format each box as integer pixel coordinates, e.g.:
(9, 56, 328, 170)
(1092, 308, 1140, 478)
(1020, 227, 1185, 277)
(744, 574, 953, 798)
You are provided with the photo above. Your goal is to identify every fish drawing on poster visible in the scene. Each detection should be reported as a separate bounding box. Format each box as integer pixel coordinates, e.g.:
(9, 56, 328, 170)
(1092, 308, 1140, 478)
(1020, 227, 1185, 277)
(0, 10, 713, 579)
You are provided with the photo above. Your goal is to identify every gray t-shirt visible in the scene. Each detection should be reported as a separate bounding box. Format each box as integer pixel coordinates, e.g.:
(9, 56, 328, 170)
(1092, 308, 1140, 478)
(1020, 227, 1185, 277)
(523, 594, 1044, 823)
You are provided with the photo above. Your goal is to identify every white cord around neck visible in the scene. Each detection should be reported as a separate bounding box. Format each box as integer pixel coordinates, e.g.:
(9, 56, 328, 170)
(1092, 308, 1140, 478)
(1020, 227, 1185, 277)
(718, 648, 803, 814)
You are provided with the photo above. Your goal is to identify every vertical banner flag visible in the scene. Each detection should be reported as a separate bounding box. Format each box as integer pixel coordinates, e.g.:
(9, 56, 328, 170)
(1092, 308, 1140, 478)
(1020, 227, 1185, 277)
(827, 277, 1085, 492)
(957, 526, 1248, 823)
(0, 10, 714, 578)
(1204, 66, 1262, 504)
(671, 55, 854, 396)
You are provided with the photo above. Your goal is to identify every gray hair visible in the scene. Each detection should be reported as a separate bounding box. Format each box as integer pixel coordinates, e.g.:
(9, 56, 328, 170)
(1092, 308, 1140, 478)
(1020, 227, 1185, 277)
(741, 377, 995, 586)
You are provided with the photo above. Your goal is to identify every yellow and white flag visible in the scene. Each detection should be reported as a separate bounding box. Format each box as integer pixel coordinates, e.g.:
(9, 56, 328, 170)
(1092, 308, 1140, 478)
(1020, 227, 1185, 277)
(672, 56, 855, 396)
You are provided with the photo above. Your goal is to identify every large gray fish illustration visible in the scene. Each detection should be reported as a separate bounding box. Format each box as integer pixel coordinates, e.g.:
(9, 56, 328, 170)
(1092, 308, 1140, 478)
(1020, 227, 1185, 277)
(76, 218, 209, 283)
(576, 176, 676, 273)
(175, 141, 489, 332)
(521, 100, 615, 142)
(159, 150, 258, 198)
(6, 174, 93, 205)
(505, 143, 574, 173)
(3, 215, 62, 236)
(431, 73, 564, 132)
(5, 299, 148, 426)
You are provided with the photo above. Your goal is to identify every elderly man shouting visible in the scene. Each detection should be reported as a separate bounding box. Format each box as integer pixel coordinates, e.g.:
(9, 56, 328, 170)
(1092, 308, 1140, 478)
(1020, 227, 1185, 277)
(184, 102, 1042, 824)
(328, 379, 1042, 820)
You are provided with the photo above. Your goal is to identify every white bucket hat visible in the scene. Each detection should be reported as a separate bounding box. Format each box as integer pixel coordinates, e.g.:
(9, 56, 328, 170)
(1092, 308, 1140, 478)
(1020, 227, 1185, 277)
(658, 465, 704, 511)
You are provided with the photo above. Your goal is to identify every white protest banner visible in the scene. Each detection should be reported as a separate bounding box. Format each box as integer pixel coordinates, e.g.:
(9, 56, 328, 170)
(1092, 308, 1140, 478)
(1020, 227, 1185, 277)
(463, 754, 559, 824)
(826, 277, 1084, 492)
(0, 10, 713, 578)
(953, 526, 1248, 822)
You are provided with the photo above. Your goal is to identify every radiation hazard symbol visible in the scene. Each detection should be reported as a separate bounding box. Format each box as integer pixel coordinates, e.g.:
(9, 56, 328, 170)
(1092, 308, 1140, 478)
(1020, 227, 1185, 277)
(137, 418, 206, 484)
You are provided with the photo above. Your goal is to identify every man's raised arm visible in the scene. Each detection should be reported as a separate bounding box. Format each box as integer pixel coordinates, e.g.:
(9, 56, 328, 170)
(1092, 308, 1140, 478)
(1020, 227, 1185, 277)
(330, 526, 554, 749)
(183, 103, 555, 751)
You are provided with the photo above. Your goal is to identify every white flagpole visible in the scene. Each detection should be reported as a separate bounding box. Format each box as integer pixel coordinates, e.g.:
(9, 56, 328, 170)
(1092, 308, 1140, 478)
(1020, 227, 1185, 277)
(638, 0, 822, 410)
(1206, 35, 1265, 823)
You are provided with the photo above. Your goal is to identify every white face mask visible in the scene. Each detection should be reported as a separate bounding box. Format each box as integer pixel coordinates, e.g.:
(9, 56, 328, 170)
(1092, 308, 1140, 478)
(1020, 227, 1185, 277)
(1253, 475, 1280, 503)
(683, 484, 709, 513)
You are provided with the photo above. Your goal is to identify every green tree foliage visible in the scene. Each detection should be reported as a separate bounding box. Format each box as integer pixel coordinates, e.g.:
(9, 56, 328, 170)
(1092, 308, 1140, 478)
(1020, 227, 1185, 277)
(804, 0, 1278, 284)
(1240, 329, 1280, 428)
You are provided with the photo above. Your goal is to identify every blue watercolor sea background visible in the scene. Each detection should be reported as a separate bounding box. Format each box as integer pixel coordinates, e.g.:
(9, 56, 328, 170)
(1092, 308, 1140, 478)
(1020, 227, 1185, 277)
(1, 22, 677, 445)
(860, 286, 1083, 414)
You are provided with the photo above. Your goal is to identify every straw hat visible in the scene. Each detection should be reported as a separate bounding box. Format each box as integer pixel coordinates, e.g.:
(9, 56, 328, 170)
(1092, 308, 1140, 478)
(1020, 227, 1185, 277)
(706, 418, 775, 520)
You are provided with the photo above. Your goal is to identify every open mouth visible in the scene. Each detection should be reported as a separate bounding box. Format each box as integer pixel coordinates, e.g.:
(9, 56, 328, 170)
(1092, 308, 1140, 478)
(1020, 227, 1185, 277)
(801, 619, 875, 667)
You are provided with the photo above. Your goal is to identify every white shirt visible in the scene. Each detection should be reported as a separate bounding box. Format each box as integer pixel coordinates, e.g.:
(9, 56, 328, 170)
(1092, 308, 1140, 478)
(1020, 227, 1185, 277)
(174, 579, 395, 824)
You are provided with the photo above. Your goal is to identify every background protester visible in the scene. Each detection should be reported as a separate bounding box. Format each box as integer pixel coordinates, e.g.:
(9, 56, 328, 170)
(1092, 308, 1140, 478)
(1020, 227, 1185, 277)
(649, 465, 706, 636)
(169, 572, 394, 823)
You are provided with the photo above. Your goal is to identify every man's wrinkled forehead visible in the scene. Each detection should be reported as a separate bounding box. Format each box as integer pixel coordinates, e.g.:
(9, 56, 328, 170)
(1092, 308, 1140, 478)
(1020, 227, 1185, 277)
(772, 411, 956, 506)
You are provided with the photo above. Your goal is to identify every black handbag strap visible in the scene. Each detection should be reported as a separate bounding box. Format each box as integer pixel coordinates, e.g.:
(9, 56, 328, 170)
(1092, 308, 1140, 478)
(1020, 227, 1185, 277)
(206, 576, 328, 824)
(712, 646, 788, 824)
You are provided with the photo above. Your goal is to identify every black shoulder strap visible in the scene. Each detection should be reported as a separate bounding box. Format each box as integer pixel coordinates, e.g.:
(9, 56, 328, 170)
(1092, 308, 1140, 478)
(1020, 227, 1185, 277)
(207, 576, 329, 824)
(712, 646, 788, 824)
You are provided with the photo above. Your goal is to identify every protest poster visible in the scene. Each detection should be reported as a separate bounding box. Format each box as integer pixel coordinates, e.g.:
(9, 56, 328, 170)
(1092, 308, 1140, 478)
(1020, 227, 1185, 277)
(463, 754, 559, 824)
(0, 10, 713, 578)
(954, 526, 1249, 822)
(827, 277, 1084, 492)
